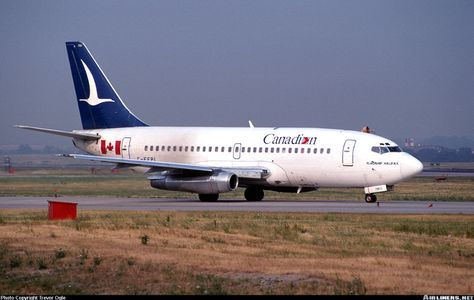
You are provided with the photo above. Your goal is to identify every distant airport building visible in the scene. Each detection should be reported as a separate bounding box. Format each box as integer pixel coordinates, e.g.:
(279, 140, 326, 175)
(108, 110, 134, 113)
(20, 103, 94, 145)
(3, 156, 11, 171)
(404, 138, 415, 148)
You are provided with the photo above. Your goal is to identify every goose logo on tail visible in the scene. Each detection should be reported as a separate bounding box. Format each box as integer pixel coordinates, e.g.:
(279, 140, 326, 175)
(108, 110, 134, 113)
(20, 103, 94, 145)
(79, 60, 114, 106)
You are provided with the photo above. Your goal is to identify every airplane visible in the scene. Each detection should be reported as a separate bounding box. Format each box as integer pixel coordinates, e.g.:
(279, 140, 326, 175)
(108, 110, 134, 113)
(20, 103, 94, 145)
(16, 41, 423, 203)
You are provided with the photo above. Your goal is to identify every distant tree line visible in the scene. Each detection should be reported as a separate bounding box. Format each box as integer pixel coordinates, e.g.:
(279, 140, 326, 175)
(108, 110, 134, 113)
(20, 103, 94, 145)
(0, 145, 69, 155)
(404, 147, 474, 162)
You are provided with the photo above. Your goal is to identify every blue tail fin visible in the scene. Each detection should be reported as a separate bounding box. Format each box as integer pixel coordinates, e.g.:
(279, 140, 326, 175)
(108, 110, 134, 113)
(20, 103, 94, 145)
(66, 41, 148, 129)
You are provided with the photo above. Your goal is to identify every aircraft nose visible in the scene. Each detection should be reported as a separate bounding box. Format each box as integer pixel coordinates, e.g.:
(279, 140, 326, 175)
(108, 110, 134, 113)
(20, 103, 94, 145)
(400, 155, 423, 179)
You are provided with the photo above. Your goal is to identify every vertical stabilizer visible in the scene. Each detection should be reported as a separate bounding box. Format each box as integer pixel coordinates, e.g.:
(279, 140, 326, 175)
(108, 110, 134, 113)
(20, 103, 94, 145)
(66, 41, 148, 129)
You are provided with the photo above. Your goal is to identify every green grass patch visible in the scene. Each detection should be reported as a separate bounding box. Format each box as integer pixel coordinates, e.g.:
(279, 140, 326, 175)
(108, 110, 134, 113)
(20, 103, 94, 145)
(1, 175, 473, 201)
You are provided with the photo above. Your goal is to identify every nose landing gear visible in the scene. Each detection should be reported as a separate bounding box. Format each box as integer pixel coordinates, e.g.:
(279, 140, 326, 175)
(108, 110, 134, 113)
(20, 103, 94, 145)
(365, 193, 377, 203)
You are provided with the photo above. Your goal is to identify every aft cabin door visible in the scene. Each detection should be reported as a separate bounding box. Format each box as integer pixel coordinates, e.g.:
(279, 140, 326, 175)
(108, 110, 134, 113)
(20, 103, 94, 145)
(342, 139, 356, 166)
(121, 137, 131, 159)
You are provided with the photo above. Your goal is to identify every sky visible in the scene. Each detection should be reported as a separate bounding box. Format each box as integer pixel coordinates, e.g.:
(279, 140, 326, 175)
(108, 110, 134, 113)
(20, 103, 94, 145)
(1, 0, 473, 147)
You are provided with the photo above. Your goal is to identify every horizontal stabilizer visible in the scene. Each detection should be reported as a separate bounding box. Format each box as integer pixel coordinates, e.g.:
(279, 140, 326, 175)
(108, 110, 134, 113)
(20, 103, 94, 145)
(15, 125, 100, 140)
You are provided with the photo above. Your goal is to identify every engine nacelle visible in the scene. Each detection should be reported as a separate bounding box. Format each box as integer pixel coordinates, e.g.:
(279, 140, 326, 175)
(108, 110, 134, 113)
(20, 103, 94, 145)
(150, 171, 239, 194)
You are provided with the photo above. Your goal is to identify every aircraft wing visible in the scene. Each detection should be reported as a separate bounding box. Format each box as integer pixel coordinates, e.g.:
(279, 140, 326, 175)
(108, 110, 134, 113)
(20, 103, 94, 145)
(62, 154, 269, 179)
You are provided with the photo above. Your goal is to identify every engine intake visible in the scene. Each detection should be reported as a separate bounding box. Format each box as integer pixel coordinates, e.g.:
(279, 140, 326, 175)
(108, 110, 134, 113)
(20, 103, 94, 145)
(150, 171, 239, 194)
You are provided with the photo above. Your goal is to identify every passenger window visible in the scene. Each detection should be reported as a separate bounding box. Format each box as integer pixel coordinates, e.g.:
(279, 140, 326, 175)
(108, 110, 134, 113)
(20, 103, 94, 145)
(295, 148, 298, 153)
(172, 146, 176, 151)
(150, 146, 153, 151)
(247, 147, 251, 153)
(270, 148, 274, 153)
(327, 148, 331, 154)
(197, 146, 200, 152)
(161, 146, 165, 151)
(179, 146, 183, 152)
(191, 146, 194, 152)
(144, 146, 148, 151)
(156, 146, 160, 152)
(320, 148, 324, 154)
(228, 147, 232, 152)
(276, 148, 280, 153)
(242, 147, 245, 153)
(215, 146, 219, 152)
(282, 148, 286, 153)
(253, 147, 257, 153)
(185, 146, 188, 152)
(289, 148, 292, 154)
(265, 148, 269, 153)
(167, 146, 171, 151)
(259, 147, 263, 153)
(313, 148, 317, 154)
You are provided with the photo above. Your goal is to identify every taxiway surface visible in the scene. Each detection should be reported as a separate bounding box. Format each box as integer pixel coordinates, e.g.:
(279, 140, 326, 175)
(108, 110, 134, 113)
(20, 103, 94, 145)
(1, 196, 473, 214)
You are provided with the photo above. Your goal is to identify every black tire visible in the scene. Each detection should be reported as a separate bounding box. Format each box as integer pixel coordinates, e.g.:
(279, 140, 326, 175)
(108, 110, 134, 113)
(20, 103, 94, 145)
(199, 194, 219, 202)
(365, 193, 377, 203)
(244, 187, 264, 201)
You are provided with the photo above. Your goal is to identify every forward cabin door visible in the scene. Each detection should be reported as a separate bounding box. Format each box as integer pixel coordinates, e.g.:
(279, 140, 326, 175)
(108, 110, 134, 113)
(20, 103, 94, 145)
(121, 137, 131, 159)
(342, 139, 356, 166)
(233, 143, 242, 160)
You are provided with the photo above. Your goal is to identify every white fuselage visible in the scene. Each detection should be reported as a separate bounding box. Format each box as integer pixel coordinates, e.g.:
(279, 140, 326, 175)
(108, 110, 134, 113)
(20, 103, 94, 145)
(73, 126, 423, 189)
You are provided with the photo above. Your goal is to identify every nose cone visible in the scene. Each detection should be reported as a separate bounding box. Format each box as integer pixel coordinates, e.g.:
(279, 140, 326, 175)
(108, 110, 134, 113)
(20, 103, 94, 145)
(400, 154, 423, 179)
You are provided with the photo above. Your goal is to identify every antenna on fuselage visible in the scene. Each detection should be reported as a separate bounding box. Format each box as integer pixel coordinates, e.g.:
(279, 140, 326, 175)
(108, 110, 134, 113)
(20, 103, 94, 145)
(248, 120, 255, 128)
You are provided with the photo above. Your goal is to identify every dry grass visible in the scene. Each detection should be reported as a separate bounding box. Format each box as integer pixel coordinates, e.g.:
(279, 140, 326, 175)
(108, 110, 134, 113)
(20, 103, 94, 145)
(0, 210, 473, 295)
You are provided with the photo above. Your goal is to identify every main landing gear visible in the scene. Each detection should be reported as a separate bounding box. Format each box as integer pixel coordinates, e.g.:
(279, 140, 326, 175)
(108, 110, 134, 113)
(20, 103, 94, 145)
(365, 193, 377, 203)
(199, 188, 265, 202)
(199, 194, 219, 202)
(244, 187, 264, 201)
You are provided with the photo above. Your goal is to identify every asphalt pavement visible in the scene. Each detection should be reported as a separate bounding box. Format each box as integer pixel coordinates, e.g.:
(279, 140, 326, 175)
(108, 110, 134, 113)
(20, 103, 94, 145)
(1, 196, 473, 214)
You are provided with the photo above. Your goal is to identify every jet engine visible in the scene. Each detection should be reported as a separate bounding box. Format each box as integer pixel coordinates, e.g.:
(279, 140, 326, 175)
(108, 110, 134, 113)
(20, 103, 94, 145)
(150, 171, 239, 194)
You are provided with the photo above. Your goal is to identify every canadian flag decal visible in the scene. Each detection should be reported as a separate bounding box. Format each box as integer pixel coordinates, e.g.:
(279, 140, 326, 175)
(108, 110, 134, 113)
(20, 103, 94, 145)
(101, 140, 121, 155)
(115, 140, 121, 155)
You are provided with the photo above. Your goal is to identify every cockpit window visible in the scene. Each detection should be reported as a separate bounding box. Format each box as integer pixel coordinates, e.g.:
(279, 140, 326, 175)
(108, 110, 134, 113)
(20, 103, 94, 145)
(371, 146, 380, 153)
(372, 145, 403, 154)
(388, 146, 402, 152)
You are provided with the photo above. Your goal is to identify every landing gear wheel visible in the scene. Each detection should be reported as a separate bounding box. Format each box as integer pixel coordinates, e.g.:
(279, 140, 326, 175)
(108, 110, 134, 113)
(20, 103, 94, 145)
(199, 194, 219, 202)
(365, 193, 377, 203)
(244, 187, 264, 201)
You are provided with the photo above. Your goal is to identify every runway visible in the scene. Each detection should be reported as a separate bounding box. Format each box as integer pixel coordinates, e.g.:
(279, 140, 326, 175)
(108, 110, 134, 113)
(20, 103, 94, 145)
(1, 196, 473, 214)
